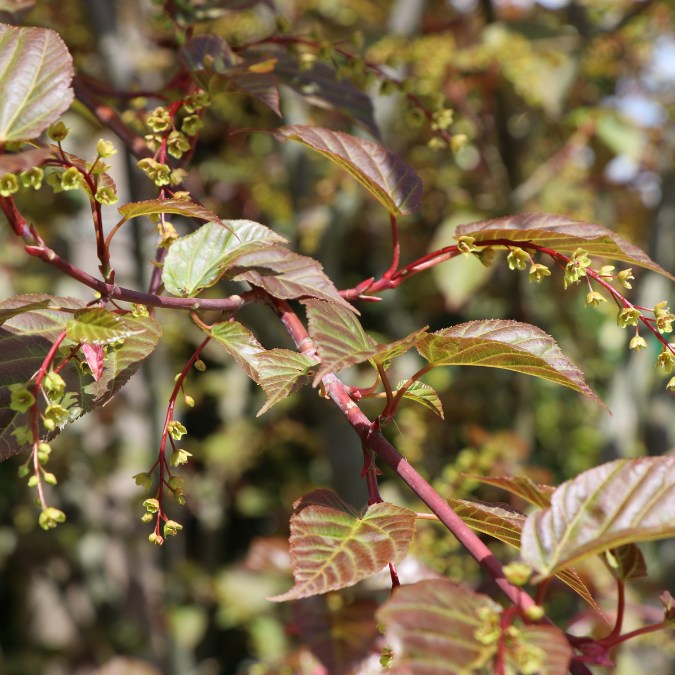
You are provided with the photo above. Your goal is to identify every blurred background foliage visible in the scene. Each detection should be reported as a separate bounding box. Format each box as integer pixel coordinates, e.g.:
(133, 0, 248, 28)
(0, 0, 674, 673)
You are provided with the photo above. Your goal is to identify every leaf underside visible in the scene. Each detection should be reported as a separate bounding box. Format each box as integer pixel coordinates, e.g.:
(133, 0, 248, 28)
(270, 488, 416, 602)
(456, 213, 675, 281)
(0, 24, 74, 141)
(376, 579, 502, 674)
(275, 124, 422, 216)
(521, 457, 675, 576)
(417, 319, 606, 409)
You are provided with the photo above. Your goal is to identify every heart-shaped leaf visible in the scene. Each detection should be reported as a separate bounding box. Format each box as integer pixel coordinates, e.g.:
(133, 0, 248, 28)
(521, 457, 675, 576)
(505, 625, 572, 675)
(231, 245, 354, 310)
(66, 308, 144, 345)
(448, 497, 603, 616)
(417, 319, 605, 408)
(0, 25, 74, 141)
(255, 349, 317, 416)
(162, 220, 286, 297)
(456, 213, 675, 281)
(305, 299, 424, 384)
(376, 579, 502, 673)
(208, 320, 264, 381)
(469, 474, 555, 508)
(269, 489, 416, 601)
(275, 125, 422, 216)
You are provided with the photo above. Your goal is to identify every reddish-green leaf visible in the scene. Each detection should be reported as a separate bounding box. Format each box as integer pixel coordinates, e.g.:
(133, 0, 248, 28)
(269, 489, 416, 602)
(377, 579, 501, 673)
(505, 625, 572, 675)
(208, 320, 264, 381)
(398, 381, 444, 419)
(522, 457, 675, 576)
(255, 349, 317, 416)
(272, 51, 378, 135)
(163, 220, 285, 297)
(66, 308, 144, 345)
(293, 596, 379, 674)
(0, 25, 74, 141)
(605, 544, 647, 581)
(417, 320, 605, 408)
(0, 298, 160, 460)
(305, 299, 424, 384)
(275, 125, 422, 216)
(447, 497, 603, 616)
(469, 474, 555, 508)
(0, 297, 52, 325)
(0, 146, 49, 175)
(118, 198, 230, 225)
(456, 213, 675, 281)
(231, 246, 354, 310)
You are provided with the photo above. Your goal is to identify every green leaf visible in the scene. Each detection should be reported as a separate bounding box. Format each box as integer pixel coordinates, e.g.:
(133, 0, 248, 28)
(254, 349, 317, 416)
(66, 308, 144, 345)
(118, 198, 231, 225)
(272, 51, 378, 136)
(376, 579, 502, 673)
(208, 320, 264, 381)
(269, 489, 416, 602)
(521, 457, 675, 577)
(162, 220, 286, 297)
(0, 301, 160, 460)
(605, 544, 647, 582)
(468, 474, 554, 509)
(456, 213, 675, 281)
(231, 245, 354, 310)
(274, 125, 422, 216)
(0, 297, 52, 325)
(397, 381, 444, 419)
(505, 625, 572, 675)
(448, 497, 604, 616)
(417, 319, 605, 409)
(0, 25, 74, 141)
(305, 299, 424, 385)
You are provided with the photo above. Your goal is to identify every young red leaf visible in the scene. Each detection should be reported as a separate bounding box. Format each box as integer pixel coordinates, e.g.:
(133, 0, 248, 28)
(605, 544, 648, 581)
(376, 579, 502, 673)
(0, 25, 74, 142)
(522, 457, 675, 576)
(269, 489, 416, 602)
(417, 319, 606, 409)
(80, 343, 104, 382)
(275, 125, 422, 216)
(456, 213, 675, 281)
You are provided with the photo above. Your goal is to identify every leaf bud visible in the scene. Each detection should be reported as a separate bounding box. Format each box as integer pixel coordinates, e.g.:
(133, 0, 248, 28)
(0, 172, 19, 197)
(629, 335, 648, 351)
(184, 394, 195, 407)
(507, 247, 529, 271)
(617, 268, 634, 289)
(502, 561, 532, 586)
(194, 359, 206, 371)
(27, 475, 39, 487)
(43, 471, 58, 485)
(48, 120, 69, 141)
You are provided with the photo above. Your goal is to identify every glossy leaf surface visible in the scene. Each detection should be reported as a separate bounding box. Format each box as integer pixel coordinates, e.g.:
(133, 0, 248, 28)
(398, 381, 444, 419)
(0, 25, 74, 141)
(377, 579, 501, 674)
(417, 320, 604, 408)
(163, 220, 285, 297)
(275, 125, 422, 215)
(522, 457, 675, 576)
(255, 349, 317, 416)
(270, 489, 416, 601)
(456, 213, 675, 281)
(66, 308, 144, 345)
(208, 320, 264, 381)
